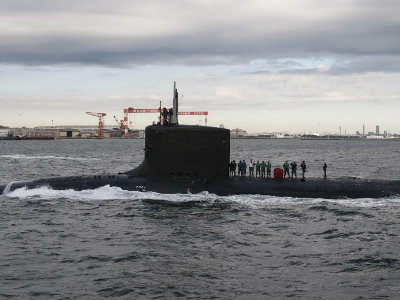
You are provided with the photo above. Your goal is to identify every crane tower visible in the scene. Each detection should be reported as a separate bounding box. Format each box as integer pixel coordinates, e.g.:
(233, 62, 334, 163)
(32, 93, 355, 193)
(86, 112, 106, 138)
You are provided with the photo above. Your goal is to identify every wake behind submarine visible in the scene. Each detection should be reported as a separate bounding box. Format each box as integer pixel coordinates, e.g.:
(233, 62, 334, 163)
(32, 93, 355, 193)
(1, 83, 400, 199)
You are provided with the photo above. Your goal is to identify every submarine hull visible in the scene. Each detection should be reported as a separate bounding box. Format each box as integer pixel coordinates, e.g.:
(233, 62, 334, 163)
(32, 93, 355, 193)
(1, 126, 399, 199)
(2, 175, 400, 199)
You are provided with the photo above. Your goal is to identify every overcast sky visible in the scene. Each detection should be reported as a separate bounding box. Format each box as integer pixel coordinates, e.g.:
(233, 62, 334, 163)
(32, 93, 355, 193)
(0, 0, 399, 133)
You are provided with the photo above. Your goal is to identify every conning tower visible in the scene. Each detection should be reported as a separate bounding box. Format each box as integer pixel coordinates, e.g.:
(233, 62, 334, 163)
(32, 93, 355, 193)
(127, 83, 230, 178)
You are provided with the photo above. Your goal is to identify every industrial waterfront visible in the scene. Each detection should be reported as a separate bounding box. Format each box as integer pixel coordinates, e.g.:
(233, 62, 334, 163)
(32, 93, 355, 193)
(1, 124, 399, 140)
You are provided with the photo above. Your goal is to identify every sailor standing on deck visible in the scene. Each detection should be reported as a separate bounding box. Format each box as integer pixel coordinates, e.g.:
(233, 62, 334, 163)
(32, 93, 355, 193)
(249, 159, 254, 177)
(261, 161, 266, 177)
(291, 161, 297, 178)
(229, 161, 235, 176)
(301, 161, 307, 180)
(283, 161, 290, 178)
(256, 161, 261, 177)
(266, 161, 272, 178)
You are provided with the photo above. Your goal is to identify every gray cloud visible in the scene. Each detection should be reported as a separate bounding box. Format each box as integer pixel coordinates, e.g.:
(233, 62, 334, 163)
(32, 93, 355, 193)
(0, 0, 399, 73)
(329, 56, 400, 74)
(244, 55, 400, 75)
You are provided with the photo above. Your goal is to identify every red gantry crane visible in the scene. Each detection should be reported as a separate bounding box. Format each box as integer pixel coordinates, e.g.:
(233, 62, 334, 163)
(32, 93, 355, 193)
(113, 116, 124, 130)
(86, 112, 106, 138)
(121, 108, 208, 138)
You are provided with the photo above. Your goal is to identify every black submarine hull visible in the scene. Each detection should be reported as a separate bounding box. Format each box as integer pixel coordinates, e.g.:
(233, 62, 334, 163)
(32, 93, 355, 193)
(2, 175, 400, 199)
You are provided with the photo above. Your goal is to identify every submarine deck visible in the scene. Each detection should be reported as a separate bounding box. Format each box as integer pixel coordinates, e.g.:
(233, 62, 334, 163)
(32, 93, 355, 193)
(1, 175, 399, 199)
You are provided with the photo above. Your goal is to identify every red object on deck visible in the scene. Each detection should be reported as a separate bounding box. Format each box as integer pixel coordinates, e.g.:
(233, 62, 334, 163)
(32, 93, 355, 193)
(273, 168, 284, 179)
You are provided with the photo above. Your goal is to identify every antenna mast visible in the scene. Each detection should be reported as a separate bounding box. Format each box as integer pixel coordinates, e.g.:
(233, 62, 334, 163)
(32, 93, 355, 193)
(170, 81, 179, 125)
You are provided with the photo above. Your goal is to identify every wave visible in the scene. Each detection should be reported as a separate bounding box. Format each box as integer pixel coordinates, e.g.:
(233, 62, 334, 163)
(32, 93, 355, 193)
(0, 154, 98, 161)
(3, 181, 17, 194)
(3, 185, 400, 208)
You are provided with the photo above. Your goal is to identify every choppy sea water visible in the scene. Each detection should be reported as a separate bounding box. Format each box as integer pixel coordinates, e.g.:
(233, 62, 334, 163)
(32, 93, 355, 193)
(1, 139, 400, 299)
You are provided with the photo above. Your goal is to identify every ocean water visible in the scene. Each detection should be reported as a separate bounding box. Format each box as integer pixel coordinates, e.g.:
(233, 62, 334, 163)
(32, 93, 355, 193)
(0, 139, 400, 299)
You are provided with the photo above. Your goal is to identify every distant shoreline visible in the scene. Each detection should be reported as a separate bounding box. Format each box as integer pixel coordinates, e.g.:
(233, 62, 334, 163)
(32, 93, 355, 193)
(234, 136, 400, 141)
(2, 136, 399, 141)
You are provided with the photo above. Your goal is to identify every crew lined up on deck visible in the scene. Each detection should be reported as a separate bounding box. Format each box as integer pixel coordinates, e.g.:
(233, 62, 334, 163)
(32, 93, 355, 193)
(229, 160, 327, 179)
(231, 160, 273, 178)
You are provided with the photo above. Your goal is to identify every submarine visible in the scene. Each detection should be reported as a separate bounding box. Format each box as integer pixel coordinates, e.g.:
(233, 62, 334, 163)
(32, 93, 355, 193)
(1, 83, 400, 199)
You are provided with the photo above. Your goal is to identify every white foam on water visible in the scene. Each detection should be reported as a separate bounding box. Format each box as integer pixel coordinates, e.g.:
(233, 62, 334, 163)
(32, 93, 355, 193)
(2, 181, 17, 195)
(0, 154, 98, 161)
(5, 185, 139, 201)
(308, 197, 400, 208)
(3, 185, 400, 208)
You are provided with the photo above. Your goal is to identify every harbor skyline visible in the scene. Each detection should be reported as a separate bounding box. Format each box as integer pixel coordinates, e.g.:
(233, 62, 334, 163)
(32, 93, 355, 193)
(1, 122, 399, 139)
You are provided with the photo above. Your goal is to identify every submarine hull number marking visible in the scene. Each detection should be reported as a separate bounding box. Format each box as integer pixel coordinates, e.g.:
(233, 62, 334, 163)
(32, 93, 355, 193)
(136, 185, 146, 191)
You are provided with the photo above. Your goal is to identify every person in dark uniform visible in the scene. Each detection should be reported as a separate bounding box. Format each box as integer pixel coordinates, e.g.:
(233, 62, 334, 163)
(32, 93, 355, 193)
(266, 161, 272, 178)
(229, 161, 234, 176)
(323, 162, 327, 178)
(242, 160, 247, 177)
(261, 161, 266, 178)
(290, 161, 297, 178)
(255, 161, 261, 177)
(301, 161, 307, 180)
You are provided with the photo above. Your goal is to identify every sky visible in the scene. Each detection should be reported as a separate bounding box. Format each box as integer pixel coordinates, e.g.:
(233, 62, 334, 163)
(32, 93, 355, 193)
(0, 0, 399, 134)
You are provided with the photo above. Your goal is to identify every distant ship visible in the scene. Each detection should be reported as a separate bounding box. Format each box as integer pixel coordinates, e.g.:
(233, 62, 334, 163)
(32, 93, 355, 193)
(1, 83, 400, 198)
